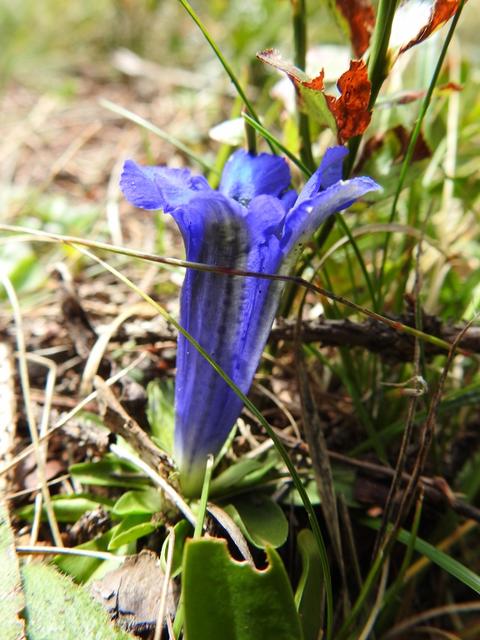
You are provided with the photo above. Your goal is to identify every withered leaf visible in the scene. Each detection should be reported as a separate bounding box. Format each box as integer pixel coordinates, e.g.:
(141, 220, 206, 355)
(323, 60, 372, 143)
(335, 0, 376, 57)
(258, 50, 372, 143)
(91, 550, 178, 637)
(392, 0, 466, 55)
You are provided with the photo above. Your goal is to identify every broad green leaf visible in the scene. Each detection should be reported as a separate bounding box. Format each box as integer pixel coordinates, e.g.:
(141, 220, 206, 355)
(17, 494, 113, 523)
(224, 493, 288, 549)
(112, 487, 165, 517)
(108, 514, 157, 550)
(295, 530, 324, 640)
(183, 538, 303, 640)
(160, 519, 192, 578)
(0, 501, 25, 639)
(147, 379, 175, 455)
(70, 456, 149, 489)
(21, 563, 134, 640)
(55, 528, 124, 583)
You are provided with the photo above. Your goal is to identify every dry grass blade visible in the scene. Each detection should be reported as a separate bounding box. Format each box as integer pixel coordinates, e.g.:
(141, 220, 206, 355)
(26, 353, 57, 547)
(109, 443, 196, 528)
(0, 343, 16, 494)
(80, 303, 155, 394)
(207, 504, 254, 565)
(295, 348, 348, 606)
(0, 353, 148, 478)
(392, 315, 479, 533)
(383, 601, 480, 639)
(0, 274, 62, 548)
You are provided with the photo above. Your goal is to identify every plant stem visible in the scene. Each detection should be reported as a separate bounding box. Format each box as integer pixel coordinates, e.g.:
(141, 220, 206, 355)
(292, 0, 315, 170)
(176, 0, 275, 153)
(344, 0, 399, 178)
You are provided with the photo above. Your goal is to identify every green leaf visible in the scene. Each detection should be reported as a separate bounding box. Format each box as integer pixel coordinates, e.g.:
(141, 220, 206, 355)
(108, 515, 157, 550)
(112, 487, 165, 517)
(17, 494, 113, 523)
(210, 459, 265, 494)
(21, 563, 134, 640)
(182, 538, 303, 640)
(70, 456, 149, 489)
(299, 84, 337, 133)
(224, 493, 288, 549)
(55, 528, 123, 583)
(0, 501, 25, 639)
(295, 530, 324, 640)
(211, 452, 279, 497)
(364, 518, 480, 595)
(160, 519, 192, 578)
(147, 379, 175, 455)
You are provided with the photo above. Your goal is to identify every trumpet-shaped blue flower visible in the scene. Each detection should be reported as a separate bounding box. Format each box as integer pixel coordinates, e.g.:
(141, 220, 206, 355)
(121, 146, 380, 495)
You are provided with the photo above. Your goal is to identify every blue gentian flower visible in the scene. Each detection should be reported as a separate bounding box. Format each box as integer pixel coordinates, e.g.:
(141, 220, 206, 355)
(121, 147, 380, 495)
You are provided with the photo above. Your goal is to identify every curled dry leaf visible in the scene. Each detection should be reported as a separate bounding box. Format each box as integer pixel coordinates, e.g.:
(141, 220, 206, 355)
(334, 0, 376, 57)
(258, 49, 372, 143)
(322, 60, 372, 143)
(391, 0, 466, 55)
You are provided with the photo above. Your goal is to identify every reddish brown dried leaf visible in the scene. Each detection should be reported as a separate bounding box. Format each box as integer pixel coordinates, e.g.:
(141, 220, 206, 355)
(302, 70, 325, 92)
(398, 0, 465, 54)
(336, 0, 376, 57)
(357, 125, 431, 169)
(258, 51, 372, 142)
(326, 60, 372, 143)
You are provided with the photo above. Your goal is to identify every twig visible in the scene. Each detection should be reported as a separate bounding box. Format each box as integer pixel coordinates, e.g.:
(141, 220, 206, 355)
(94, 376, 174, 473)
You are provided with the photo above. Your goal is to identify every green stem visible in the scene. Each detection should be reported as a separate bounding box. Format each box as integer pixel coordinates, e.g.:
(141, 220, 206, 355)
(244, 111, 257, 155)
(292, 0, 315, 170)
(367, 0, 399, 109)
(194, 455, 214, 539)
(376, 0, 466, 306)
(344, 0, 399, 177)
(242, 113, 310, 175)
(176, 0, 274, 152)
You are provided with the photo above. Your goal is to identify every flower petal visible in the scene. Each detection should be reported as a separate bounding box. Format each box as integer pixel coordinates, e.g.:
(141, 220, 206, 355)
(283, 176, 381, 254)
(172, 193, 287, 494)
(120, 159, 211, 211)
(295, 146, 348, 206)
(219, 150, 291, 205)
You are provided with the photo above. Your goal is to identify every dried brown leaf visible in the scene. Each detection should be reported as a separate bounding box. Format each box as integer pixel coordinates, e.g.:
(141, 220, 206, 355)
(335, 0, 376, 57)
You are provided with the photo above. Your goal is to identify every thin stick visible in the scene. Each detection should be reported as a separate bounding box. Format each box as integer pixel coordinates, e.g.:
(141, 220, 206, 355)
(16, 545, 123, 561)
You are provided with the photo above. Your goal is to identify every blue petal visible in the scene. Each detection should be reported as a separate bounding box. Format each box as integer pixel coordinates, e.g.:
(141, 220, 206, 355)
(295, 146, 348, 206)
(219, 150, 291, 205)
(280, 189, 298, 212)
(172, 193, 287, 494)
(282, 176, 381, 255)
(120, 160, 211, 211)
